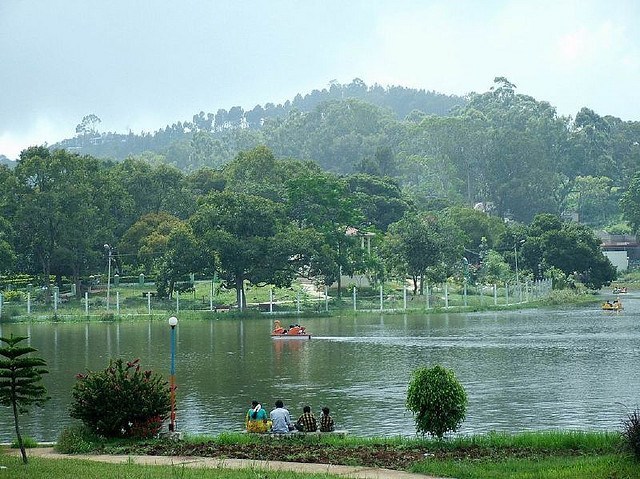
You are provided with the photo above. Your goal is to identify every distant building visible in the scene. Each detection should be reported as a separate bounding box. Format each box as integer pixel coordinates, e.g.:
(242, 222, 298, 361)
(597, 231, 640, 272)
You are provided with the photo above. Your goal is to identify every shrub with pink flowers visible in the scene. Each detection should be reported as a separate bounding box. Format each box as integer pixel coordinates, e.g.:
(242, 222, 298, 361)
(70, 358, 171, 438)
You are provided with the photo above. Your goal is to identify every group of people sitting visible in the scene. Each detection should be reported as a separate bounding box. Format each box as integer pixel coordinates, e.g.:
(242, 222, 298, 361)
(245, 399, 335, 434)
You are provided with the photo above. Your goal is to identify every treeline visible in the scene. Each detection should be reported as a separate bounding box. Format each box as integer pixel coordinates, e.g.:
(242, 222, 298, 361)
(0, 143, 617, 304)
(54, 78, 464, 164)
(52, 78, 640, 229)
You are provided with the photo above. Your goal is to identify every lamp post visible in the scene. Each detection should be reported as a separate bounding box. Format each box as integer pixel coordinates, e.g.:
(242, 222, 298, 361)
(168, 316, 178, 432)
(104, 244, 112, 310)
(514, 240, 524, 300)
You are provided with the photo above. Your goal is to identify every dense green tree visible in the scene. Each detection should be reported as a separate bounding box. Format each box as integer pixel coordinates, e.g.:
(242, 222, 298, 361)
(383, 212, 464, 294)
(443, 206, 506, 252)
(118, 212, 185, 276)
(518, 214, 616, 289)
(190, 191, 299, 308)
(12, 148, 121, 294)
(346, 174, 409, 230)
(155, 222, 207, 298)
(620, 172, 640, 233)
(285, 173, 366, 295)
(110, 158, 194, 222)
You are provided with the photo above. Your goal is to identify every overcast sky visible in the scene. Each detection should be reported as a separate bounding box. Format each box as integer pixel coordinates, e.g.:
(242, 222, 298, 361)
(1, 0, 638, 160)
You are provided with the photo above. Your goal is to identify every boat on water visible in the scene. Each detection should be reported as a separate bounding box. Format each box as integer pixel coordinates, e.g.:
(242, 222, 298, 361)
(612, 286, 628, 294)
(602, 299, 623, 311)
(271, 320, 311, 339)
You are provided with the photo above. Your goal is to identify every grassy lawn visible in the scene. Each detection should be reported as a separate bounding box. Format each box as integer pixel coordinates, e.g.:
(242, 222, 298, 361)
(6, 429, 636, 479)
(0, 454, 338, 479)
(412, 454, 640, 478)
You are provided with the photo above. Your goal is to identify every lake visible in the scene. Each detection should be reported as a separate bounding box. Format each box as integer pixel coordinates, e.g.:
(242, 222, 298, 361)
(1, 295, 638, 442)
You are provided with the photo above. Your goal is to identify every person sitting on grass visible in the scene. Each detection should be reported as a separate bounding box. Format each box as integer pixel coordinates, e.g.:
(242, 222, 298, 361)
(295, 405, 318, 432)
(319, 406, 335, 432)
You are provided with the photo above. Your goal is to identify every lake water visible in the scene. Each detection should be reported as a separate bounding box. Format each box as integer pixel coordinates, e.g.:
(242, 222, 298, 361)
(1, 296, 639, 442)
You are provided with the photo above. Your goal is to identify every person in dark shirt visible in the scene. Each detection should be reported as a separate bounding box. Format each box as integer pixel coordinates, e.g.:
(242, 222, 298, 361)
(319, 406, 335, 432)
(295, 405, 317, 432)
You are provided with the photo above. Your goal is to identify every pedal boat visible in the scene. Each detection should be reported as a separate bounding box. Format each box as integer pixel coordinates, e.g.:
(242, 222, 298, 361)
(271, 320, 311, 339)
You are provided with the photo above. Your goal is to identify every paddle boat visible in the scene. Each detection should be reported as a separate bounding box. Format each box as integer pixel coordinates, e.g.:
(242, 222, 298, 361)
(602, 298, 623, 311)
(612, 286, 628, 294)
(271, 320, 311, 339)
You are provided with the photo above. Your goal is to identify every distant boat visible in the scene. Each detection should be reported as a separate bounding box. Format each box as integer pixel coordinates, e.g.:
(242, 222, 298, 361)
(602, 299, 623, 311)
(271, 320, 311, 339)
(612, 287, 628, 294)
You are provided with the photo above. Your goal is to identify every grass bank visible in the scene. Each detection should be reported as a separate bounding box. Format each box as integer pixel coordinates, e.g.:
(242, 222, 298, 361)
(12, 428, 635, 479)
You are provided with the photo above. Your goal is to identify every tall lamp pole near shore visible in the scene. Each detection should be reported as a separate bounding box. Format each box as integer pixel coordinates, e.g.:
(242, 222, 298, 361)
(168, 316, 178, 431)
(104, 244, 113, 310)
(514, 240, 525, 300)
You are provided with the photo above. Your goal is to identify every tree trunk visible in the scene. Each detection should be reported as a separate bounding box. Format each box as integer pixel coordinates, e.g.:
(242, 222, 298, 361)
(235, 276, 244, 311)
(12, 391, 27, 464)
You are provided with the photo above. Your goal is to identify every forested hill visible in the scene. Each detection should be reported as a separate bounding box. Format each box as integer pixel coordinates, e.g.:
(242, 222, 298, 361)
(52, 79, 465, 163)
(47, 77, 640, 227)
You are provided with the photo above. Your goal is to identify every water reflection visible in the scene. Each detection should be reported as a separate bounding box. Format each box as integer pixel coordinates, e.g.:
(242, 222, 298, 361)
(1, 297, 639, 441)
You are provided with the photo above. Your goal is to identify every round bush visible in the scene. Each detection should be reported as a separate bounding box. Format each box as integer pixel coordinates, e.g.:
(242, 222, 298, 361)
(406, 364, 467, 438)
(69, 358, 170, 438)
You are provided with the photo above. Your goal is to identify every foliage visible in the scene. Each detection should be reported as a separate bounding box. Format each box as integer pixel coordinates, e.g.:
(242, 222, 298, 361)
(621, 408, 640, 459)
(11, 435, 37, 448)
(2, 290, 25, 302)
(621, 171, 640, 234)
(0, 334, 49, 464)
(406, 364, 467, 438)
(56, 423, 105, 453)
(508, 213, 617, 290)
(383, 212, 464, 294)
(69, 358, 170, 438)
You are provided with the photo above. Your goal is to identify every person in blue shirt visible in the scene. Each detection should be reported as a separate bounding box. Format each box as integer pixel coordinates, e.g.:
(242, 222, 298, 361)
(269, 399, 294, 433)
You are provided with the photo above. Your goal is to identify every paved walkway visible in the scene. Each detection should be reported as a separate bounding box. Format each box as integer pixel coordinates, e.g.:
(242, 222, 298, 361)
(4, 447, 449, 479)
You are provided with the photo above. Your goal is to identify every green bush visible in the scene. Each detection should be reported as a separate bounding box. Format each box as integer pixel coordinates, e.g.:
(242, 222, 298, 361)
(621, 408, 640, 459)
(406, 364, 467, 439)
(11, 436, 37, 448)
(55, 424, 103, 453)
(2, 290, 25, 302)
(69, 358, 170, 438)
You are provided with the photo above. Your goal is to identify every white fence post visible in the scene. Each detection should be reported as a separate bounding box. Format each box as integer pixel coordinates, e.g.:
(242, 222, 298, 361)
(402, 284, 407, 311)
(353, 286, 357, 311)
(444, 283, 449, 308)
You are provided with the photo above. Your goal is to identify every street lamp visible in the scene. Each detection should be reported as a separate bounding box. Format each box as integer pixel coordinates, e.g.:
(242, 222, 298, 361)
(104, 244, 112, 310)
(168, 316, 178, 432)
(514, 240, 525, 299)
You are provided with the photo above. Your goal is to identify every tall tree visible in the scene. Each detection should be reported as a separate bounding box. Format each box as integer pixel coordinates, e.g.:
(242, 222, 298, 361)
(383, 212, 464, 294)
(0, 335, 49, 464)
(190, 191, 299, 309)
(13, 148, 119, 294)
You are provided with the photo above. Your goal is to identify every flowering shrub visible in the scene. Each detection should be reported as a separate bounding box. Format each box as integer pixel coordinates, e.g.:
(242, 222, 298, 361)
(70, 358, 170, 438)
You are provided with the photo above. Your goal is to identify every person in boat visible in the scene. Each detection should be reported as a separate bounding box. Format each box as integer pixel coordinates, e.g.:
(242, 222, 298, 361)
(245, 400, 269, 433)
(319, 406, 335, 432)
(272, 320, 286, 335)
(295, 405, 318, 432)
(288, 324, 306, 335)
(270, 399, 294, 433)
